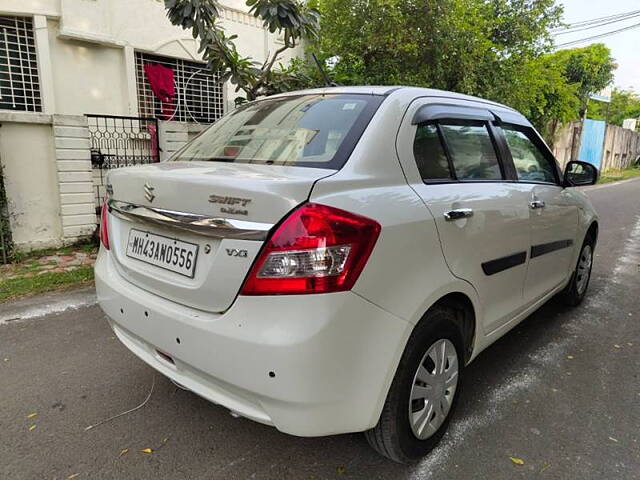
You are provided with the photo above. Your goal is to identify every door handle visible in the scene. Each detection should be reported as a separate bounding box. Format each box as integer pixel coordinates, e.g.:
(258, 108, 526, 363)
(529, 200, 545, 210)
(444, 208, 474, 221)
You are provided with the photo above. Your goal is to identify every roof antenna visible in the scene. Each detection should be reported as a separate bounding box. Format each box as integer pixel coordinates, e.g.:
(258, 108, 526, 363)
(312, 53, 337, 87)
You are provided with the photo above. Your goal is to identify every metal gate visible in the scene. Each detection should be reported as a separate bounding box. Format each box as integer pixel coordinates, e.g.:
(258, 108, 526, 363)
(87, 114, 160, 212)
(578, 119, 607, 170)
(0, 162, 13, 264)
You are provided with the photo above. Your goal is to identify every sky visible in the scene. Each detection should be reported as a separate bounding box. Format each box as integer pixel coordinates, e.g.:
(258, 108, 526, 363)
(557, 0, 640, 92)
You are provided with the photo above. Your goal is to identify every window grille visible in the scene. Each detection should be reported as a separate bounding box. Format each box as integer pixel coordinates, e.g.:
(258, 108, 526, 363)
(0, 16, 41, 113)
(136, 52, 224, 124)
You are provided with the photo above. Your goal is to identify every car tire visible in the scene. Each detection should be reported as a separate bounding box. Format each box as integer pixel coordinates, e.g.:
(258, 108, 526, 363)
(560, 233, 595, 307)
(365, 306, 464, 463)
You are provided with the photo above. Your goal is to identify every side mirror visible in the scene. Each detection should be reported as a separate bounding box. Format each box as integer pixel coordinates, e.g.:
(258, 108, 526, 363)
(563, 161, 599, 187)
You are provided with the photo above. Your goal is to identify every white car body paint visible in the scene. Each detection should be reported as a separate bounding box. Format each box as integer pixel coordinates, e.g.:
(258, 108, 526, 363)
(95, 86, 598, 439)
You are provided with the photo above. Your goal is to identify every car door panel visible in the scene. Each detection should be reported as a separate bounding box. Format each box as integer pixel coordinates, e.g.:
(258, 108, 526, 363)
(395, 98, 532, 335)
(422, 183, 532, 333)
(494, 123, 579, 304)
(524, 185, 578, 302)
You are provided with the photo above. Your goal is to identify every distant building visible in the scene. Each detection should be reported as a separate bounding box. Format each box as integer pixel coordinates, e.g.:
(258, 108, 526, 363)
(622, 118, 638, 131)
(0, 0, 302, 252)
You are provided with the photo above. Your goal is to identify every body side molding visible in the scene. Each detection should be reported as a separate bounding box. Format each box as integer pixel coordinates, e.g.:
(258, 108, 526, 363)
(481, 251, 527, 276)
(530, 239, 574, 259)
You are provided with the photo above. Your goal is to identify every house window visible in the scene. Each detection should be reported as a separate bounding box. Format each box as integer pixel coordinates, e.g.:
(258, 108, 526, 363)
(0, 16, 42, 113)
(136, 52, 224, 124)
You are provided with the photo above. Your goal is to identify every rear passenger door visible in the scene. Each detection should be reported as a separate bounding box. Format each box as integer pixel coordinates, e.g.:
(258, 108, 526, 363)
(396, 101, 532, 334)
(495, 123, 578, 304)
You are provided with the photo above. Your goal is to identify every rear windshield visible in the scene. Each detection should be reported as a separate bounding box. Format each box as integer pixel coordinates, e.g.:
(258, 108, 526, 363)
(171, 94, 383, 169)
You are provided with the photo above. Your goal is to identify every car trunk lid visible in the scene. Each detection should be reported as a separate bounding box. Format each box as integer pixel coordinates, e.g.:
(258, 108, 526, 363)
(106, 161, 335, 313)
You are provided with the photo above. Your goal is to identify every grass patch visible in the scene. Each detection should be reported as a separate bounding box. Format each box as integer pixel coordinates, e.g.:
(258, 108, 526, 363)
(11, 240, 97, 263)
(599, 167, 640, 184)
(0, 265, 94, 303)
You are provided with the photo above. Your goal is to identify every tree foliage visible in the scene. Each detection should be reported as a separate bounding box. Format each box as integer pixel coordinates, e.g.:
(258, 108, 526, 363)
(508, 55, 580, 138)
(315, 0, 562, 95)
(314, 1, 617, 136)
(589, 89, 640, 127)
(164, 0, 320, 102)
(548, 44, 617, 117)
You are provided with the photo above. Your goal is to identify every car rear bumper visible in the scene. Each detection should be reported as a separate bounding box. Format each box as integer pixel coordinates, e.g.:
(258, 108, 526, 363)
(95, 249, 411, 436)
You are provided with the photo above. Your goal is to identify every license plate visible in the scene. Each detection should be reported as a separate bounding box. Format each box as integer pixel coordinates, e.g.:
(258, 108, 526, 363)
(126, 229, 199, 278)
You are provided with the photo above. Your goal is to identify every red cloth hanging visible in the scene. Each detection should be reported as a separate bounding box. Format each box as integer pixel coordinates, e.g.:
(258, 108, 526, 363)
(144, 63, 176, 120)
(147, 123, 159, 162)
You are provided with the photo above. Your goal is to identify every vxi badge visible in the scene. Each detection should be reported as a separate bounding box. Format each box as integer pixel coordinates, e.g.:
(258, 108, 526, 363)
(226, 248, 248, 258)
(208, 194, 252, 216)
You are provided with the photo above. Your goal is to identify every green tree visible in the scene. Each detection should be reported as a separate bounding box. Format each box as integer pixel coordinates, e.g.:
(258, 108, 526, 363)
(314, 3, 620, 139)
(509, 55, 580, 139)
(548, 44, 616, 117)
(588, 88, 640, 127)
(164, 0, 320, 103)
(508, 44, 616, 140)
(315, 0, 562, 99)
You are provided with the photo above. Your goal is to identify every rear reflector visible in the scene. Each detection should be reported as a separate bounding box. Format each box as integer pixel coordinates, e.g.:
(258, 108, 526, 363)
(241, 203, 381, 295)
(100, 197, 110, 250)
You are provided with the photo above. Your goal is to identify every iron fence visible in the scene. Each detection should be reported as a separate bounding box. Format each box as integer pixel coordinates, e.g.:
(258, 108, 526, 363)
(87, 114, 160, 210)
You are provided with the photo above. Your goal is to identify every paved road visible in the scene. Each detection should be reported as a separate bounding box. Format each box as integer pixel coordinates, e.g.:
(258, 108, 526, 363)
(2, 179, 640, 480)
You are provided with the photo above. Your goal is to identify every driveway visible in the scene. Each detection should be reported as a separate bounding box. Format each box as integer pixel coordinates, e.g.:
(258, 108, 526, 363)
(2, 178, 640, 479)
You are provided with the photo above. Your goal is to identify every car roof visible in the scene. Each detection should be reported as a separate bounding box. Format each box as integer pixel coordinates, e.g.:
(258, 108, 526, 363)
(268, 85, 516, 112)
(268, 86, 531, 127)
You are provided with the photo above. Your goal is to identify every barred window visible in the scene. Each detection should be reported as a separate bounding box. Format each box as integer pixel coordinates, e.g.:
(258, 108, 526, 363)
(0, 16, 41, 112)
(136, 52, 224, 124)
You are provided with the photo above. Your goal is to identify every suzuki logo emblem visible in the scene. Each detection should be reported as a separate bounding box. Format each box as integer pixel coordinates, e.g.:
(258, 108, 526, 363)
(144, 183, 155, 203)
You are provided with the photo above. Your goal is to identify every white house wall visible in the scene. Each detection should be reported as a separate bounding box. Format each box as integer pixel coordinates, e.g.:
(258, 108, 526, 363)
(48, 20, 129, 116)
(0, 120, 63, 249)
(1, 0, 305, 116)
(0, 0, 60, 18)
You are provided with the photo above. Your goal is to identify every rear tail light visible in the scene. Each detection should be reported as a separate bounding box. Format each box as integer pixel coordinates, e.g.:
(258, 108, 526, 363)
(100, 196, 110, 250)
(241, 203, 381, 295)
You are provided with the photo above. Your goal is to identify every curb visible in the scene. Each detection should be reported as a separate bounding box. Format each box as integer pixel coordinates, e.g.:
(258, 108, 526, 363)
(0, 285, 97, 325)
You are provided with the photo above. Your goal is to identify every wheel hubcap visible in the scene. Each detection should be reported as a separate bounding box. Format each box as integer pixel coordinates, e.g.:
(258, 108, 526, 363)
(409, 339, 459, 440)
(576, 244, 593, 295)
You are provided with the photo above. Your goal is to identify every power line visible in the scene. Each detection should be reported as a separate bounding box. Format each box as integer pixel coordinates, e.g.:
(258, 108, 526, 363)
(550, 9, 640, 33)
(553, 11, 640, 36)
(555, 20, 640, 48)
(556, 21, 640, 48)
(553, 9, 640, 30)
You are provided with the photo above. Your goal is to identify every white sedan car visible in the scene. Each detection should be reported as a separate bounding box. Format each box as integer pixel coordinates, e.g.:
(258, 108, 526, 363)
(96, 86, 598, 463)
